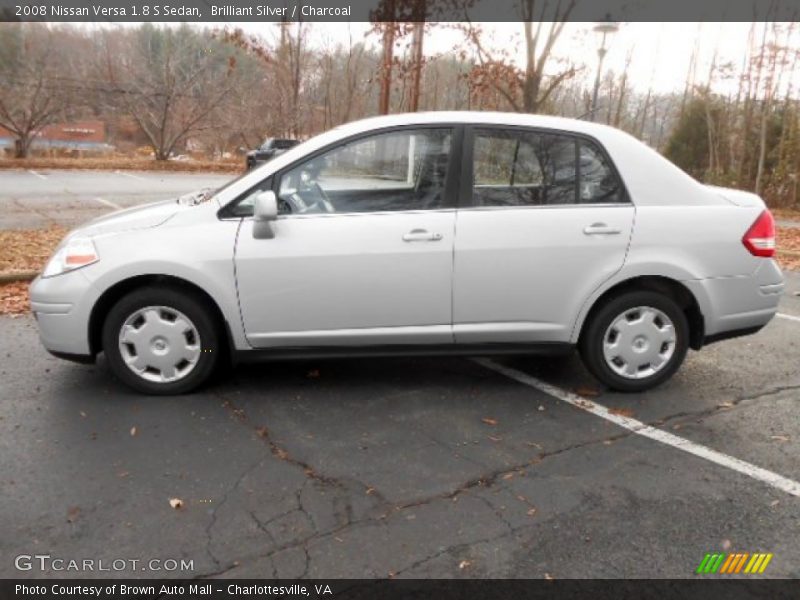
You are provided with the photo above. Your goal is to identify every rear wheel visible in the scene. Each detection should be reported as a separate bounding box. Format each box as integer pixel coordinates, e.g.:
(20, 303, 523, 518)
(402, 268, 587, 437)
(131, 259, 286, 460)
(579, 290, 689, 392)
(102, 287, 220, 395)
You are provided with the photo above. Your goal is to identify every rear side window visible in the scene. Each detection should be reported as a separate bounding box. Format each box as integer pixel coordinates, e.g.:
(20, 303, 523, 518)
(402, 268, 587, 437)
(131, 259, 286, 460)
(471, 128, 625, 207)
(578, 140, 624, 204)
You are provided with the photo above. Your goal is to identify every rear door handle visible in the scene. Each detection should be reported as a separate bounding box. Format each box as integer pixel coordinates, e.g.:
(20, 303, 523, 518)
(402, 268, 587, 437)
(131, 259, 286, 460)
(583, 223, 621, 235)
(402, 229, 443, 242)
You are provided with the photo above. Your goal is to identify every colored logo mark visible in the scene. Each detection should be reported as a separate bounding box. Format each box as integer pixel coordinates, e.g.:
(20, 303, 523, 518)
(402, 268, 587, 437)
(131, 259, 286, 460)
(696, 553, 773, 574)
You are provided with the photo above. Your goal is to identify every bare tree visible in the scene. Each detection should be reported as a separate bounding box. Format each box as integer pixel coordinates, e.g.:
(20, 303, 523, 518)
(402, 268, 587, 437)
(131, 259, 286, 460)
(0, 24, 77, 158)
(99, 25, 236, 160)
(461, 0, 577, 113)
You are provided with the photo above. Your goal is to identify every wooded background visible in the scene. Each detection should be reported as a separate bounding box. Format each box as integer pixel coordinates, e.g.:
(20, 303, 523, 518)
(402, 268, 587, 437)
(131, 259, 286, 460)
(1, 19, 799, 209)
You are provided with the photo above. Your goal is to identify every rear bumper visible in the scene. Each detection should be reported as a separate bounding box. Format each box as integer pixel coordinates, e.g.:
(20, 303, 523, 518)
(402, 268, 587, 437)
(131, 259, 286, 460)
(684, 260, 784, 340)
(29, 271, 97, 359)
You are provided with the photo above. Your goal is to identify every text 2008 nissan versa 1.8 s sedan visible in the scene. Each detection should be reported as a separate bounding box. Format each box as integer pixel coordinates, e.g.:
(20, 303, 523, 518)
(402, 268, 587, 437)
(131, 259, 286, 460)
(30, 112, 784, 395)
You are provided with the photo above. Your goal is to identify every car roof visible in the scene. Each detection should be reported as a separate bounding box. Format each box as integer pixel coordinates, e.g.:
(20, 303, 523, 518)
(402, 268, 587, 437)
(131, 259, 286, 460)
(328, 111, 619, 140)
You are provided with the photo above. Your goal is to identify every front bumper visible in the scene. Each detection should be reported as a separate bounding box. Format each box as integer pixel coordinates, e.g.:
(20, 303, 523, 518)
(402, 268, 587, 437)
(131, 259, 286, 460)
(29, 270, 97, 359)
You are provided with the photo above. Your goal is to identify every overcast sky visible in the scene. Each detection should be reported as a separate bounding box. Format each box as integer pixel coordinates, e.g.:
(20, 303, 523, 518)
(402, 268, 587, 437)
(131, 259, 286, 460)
(84, 21, 767, 95)
(238, 21, 764, 93)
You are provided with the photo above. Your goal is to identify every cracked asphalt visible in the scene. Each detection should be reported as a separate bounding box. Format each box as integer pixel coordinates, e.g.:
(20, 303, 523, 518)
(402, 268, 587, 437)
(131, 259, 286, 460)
(1, 170, 799, 579)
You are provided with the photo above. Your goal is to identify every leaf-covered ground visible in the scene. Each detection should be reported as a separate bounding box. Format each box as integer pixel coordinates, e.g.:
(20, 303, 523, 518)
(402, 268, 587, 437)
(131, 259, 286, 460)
(0, 157, 241, 174)
(1, 226, 799, 316)
(779, 226, 800, 271)
(0, 225, 68, 275)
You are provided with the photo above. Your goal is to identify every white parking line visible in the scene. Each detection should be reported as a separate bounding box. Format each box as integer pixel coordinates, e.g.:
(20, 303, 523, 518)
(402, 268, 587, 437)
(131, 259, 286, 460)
(27, 169, 47, 180)
(474, 358, 800, 498)
(777, 312, 800, 323)
(115, 170, 145, 181)
(94, 196, 122, 210)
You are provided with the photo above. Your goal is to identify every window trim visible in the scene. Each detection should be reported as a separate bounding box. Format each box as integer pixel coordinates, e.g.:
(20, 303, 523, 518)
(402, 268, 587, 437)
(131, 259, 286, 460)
(462, 124, 631, 209)
(218, 124, 464, 220)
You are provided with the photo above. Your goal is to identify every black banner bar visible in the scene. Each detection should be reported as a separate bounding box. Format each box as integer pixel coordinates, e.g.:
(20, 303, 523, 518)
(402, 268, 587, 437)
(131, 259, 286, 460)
(1, 0, 800, 23)
(2, 579, 799, 600)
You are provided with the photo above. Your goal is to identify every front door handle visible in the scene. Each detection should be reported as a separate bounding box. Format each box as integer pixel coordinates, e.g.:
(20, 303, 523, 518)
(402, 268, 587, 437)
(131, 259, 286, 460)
(402, 229, 443, 242)
(583, 223, 621, 235)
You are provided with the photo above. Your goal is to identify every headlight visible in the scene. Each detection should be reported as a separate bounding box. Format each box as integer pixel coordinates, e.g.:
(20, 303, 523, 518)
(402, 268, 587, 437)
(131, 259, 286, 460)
(42, 237, 99, 278)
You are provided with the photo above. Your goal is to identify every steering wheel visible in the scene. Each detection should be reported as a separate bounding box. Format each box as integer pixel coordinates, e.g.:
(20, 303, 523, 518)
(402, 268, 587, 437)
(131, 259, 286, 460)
(313, 183, 336, 213)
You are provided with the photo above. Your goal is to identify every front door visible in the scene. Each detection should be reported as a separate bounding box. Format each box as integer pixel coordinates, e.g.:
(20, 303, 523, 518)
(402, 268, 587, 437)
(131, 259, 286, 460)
(235, 127, 458, 348)
(453, 127, 635, 343)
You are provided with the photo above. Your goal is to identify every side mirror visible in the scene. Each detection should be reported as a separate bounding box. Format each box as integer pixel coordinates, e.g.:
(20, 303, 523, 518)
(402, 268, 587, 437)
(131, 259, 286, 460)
(254, 191, 278, 221)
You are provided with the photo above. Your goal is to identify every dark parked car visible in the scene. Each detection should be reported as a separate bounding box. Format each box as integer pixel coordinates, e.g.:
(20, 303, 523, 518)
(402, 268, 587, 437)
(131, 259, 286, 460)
(246, 138, 299, 169)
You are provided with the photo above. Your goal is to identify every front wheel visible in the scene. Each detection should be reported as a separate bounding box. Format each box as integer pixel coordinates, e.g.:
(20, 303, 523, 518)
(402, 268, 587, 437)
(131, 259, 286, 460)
(102, 287, 220, 395)
(579, 290, 689, 392)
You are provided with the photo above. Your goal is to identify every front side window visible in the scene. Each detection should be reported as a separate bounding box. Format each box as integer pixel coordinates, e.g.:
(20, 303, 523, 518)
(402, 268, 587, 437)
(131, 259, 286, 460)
(276, 128, 452, 215)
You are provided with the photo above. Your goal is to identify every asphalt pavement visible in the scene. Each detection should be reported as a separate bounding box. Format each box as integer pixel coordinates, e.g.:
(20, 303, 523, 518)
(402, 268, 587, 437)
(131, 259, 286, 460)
(0, 168, 233, 229)
(0, 169, 799, 579)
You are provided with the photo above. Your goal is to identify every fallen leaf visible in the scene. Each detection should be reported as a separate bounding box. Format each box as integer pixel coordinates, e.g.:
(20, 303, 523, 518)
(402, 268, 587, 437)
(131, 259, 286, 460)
(575, 386, 600, 398)
(488, 435, 503, 442)
(66, 506, 81, 523)
(770, 435, 790, 442)
(169, 498, 184, 510)
(608, 407, 634, 417)
(306, 369, 320, 379)
(717, 401, 735, 409)
(79, 411, 87, 418)
(255, 426, 269, 439)
(770, 500, 780, 507)
(502, 472, 515, 480)
(129, 426, 137, 437)
(481, 417, 498, 426)
(527, 507, 537, 516)
(458, 560, 472, 570)
(544, 573, 554, 580)
(366, 487, 375, 495)
(117, 470, 130, 478)
(525, 441, 542, 449)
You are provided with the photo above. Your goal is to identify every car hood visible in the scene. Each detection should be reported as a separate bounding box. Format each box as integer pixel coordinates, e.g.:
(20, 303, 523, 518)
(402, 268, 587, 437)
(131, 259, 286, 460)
(705, 184, 766, 208)
(77, 199, 181, 237)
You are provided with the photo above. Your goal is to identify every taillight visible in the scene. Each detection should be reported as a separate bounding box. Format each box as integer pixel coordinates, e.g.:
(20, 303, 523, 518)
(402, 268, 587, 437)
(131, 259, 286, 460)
(742, 209, 776, 257)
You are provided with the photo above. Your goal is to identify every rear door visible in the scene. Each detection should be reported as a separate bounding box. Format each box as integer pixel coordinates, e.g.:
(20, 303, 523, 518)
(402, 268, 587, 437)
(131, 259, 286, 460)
(453, 126, 634, 343)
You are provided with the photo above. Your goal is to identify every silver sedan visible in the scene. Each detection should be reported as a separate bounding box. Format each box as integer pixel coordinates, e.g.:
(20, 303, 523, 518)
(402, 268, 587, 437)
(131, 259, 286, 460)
(30, 112, 783, 394)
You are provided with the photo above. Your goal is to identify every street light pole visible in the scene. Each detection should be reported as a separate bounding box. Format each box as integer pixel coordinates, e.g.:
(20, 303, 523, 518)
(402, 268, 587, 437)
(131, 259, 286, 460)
(590, 20, 619, 122)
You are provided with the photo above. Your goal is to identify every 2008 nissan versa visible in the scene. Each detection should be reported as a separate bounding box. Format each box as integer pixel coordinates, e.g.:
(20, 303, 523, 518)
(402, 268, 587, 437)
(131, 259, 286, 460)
(30, 112, 784, 395)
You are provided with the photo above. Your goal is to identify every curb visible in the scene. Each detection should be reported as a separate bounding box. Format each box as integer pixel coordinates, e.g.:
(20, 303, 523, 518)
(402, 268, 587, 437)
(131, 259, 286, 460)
(0, 271, 39, 284)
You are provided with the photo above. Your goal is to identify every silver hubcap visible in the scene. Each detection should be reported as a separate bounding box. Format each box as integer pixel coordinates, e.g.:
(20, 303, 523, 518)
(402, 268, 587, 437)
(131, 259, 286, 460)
(602, 306, 676, 380)
(118, 306, 201, 383)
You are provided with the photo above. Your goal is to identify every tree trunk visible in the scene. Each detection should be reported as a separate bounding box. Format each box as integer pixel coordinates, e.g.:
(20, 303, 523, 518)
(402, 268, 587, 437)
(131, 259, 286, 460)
(379, 23, 395, 115)
(408, 22, 425, 112)
(14, 137, 31, 159)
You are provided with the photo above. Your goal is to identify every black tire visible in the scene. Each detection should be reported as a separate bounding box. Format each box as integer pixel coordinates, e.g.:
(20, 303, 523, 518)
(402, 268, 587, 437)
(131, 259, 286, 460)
(579, 290, 689, 393)
(102, 286, 221, 395)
